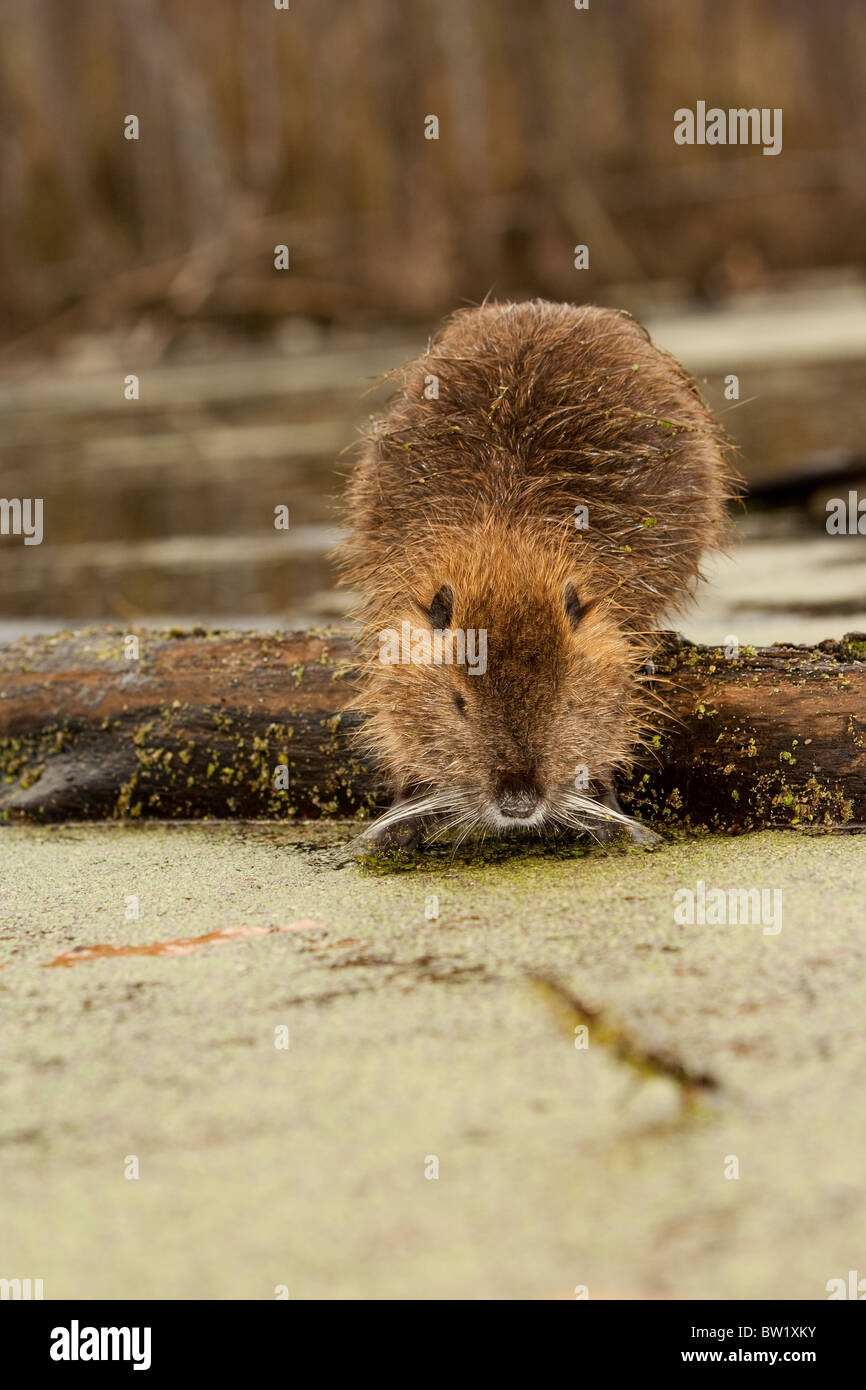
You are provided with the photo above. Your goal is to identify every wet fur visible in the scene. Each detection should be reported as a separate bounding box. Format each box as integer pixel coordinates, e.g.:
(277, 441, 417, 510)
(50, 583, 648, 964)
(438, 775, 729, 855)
(337, 300, 738, 847)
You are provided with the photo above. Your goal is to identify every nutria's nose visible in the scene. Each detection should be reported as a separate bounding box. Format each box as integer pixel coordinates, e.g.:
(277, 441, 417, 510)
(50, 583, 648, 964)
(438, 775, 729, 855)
(495, 773, 540, 819)
(498, 789, 539, 819)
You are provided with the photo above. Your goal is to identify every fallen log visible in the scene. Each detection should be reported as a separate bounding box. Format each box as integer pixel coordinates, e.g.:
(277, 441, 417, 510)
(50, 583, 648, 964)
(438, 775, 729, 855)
(0, 626, 864, 832)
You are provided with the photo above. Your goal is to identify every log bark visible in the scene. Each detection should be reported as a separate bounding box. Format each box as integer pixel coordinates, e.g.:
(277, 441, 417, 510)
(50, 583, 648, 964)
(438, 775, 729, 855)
(0, 627, 864, 831)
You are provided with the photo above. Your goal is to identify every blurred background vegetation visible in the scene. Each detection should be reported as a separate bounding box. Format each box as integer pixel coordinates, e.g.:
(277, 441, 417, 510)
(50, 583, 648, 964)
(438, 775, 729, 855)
(2, 0, 865, 335)
(0, 0, 864, 637)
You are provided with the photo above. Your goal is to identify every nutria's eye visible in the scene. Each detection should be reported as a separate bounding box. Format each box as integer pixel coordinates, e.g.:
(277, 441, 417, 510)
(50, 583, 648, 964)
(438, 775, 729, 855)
(453, 692, 467, 716)
(563, 582, 583, 628)
(429, 584, 454, 629)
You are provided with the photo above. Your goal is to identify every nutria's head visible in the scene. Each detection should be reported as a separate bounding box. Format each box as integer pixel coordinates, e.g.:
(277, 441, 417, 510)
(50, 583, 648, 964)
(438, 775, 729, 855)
(360, 523, 648, 837)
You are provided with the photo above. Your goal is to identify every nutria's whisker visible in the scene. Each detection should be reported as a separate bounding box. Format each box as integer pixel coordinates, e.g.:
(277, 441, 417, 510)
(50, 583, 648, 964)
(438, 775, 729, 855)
(359, 789, 465, 839)
(556, 791, 635, 825)
(449, 816, 484, 855)
(427, 800, 484, 844)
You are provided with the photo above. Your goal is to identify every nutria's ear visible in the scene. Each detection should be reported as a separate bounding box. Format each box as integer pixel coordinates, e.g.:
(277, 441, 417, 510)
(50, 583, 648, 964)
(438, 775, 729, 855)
(563, 582, 584, 629)
(429, 584, 454, 629)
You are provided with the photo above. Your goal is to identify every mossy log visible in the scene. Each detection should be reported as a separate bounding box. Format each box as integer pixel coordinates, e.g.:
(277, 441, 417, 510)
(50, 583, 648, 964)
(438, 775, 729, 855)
(0, 627, 864, 831)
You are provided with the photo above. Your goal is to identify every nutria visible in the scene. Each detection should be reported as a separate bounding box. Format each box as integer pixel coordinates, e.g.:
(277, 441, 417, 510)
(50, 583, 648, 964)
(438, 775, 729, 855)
(338, 299, 738, 848)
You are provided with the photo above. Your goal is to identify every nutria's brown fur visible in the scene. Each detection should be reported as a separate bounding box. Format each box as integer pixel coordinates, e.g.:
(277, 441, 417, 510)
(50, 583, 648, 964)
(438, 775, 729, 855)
(339, 299, 738, 846)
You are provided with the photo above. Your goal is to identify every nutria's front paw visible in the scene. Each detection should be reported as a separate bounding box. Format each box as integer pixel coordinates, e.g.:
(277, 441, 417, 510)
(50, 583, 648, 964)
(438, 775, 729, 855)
(329, 816, 424, 867)
(592, 815, 660, 848)
(366, 819, 423, 852)
(595, 783, 662, 848)
(623, 819, 661, 848)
